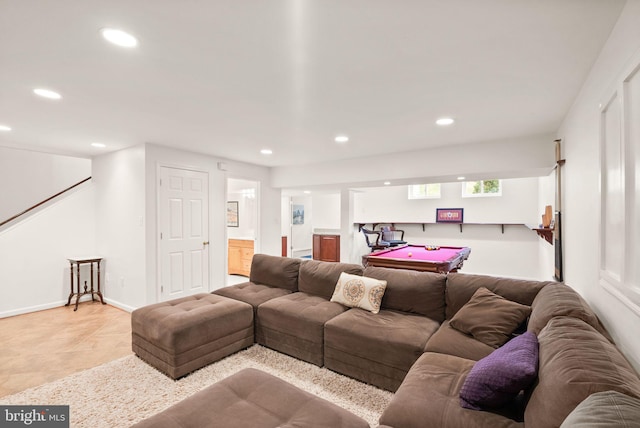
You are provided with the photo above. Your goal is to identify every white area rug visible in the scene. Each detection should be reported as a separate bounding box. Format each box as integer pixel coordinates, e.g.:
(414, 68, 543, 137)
(1, 345, 393, 427)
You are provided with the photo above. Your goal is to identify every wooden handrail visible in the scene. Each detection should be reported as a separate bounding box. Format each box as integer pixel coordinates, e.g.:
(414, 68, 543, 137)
(0, 176, 92, 228)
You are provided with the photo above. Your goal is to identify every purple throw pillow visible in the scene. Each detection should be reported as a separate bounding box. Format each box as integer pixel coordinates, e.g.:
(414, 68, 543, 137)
(460, 331, 539, 410)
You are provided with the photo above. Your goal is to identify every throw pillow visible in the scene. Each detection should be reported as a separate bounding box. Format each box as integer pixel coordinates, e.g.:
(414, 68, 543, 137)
(330, 272, 387, 314)
(460, 331, 539, 410)
(449, 287, 532, 348)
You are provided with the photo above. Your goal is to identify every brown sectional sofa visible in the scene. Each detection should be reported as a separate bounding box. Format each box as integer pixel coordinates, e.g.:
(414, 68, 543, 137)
(324, 266, 446, 391)
(133, 254, 640, 427)
(380, 280, 640, 428)
(255, 259, 363, 366)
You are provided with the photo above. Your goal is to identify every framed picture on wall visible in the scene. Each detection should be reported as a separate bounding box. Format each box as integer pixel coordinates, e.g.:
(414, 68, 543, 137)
(292, 204, 304, 225)
(227, 201, 239, 227)
(436, 208, 464, 223)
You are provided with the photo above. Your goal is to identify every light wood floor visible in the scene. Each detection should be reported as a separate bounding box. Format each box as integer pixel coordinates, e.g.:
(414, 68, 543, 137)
(0, 302, 132, 398)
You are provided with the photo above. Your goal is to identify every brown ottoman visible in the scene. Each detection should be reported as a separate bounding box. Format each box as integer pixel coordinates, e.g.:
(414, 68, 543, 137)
(131, 293, 253, 379)
(131, 368, 369, 428)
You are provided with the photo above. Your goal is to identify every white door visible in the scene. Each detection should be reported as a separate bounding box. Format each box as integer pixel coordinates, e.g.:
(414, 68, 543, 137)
(159, 167, 209, 301)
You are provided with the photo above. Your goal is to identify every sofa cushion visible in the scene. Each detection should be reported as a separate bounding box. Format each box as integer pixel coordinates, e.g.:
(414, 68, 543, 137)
(525, 317, 640, 428)
(325, 308, 440, 374)
(460, 331, 538, 410)
(256, 292, 348, 366)
(449, 287, 531, 348)
(213, 282, 292, 312)
(364, 266, 447, 322)
(298, 259, 363, 300)
(379, 352, 523, 428)
(445, 273, 550, 319)
(330, 272, 387, 314)
(132, 368, 369, 428)
(527, 283, 611, 339)
(424, 320, 495, 361)
(559, 390, 640, 428)
(249, 254, 301, 292)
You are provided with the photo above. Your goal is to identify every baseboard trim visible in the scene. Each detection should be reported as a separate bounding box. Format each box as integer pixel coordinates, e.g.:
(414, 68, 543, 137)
(0, 300, 66, 318)
(0, 296, 136, 318)
(104, 298, 135, 313)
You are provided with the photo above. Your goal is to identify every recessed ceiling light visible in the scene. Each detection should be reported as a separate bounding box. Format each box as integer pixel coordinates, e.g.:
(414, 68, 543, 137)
(101, 28, 138, 48)
(436, 117, 455, 126)
(303, 190, 311, 194)
(33, 88, 62, 99)
(335, 135, 349, 143)
(457, 176, 465, 180)
(91, 143, 106, 148)
(260, 149, 273, 155)
(384, 181, 391, 185)
(0, 124, 11, 131)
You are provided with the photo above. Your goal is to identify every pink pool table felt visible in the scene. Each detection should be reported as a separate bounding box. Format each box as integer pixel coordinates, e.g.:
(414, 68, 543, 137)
(362, 244, 471, 273)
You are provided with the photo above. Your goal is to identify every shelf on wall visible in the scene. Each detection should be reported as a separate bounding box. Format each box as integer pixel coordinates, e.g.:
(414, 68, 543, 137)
(530, 227, 554, 245)
(355, 222, 526, 234)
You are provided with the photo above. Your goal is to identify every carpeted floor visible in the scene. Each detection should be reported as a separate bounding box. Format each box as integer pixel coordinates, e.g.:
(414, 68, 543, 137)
(0, 345, 393, 427)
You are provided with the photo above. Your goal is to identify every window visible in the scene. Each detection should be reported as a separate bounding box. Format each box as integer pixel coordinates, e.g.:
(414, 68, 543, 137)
(408, 183, 441, 199)
(462, 179, 502, 197)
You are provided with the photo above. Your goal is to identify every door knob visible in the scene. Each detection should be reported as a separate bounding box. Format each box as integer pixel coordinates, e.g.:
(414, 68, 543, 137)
(203, 241, 210, 246)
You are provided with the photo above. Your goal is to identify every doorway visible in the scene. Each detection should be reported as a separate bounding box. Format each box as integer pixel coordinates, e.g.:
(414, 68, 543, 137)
(289, 194, 313, 258)
(226, 178, 259, 285)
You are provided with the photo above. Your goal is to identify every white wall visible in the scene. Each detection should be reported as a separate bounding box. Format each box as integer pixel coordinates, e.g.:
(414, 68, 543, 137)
(0, 142, 280, 315)
(143, 144, 280, 302)
(353, 178, 549, 279)
(0, 183, 95, 317)
(555, 0, 640, 371)
(354, 178, 540, 224)
(271, 135, 555, 189)
(93, 145, 147, 312)
(0, 146, 90, 223)
(311, 193, 341, 230)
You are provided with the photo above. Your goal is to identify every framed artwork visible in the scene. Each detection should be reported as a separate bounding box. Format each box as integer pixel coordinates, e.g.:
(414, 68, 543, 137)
(292, 204, 305, 225)
(227, 201, 239, 227)
(436, 208, 464, 223)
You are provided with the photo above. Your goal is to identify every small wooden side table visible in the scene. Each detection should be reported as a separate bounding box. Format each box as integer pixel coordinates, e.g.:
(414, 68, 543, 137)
(66, 257, 106, 311)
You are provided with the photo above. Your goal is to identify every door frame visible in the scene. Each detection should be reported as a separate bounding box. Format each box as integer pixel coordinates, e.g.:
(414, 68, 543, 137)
(225, 177, 261, 284)
(156, 163, 211, 302)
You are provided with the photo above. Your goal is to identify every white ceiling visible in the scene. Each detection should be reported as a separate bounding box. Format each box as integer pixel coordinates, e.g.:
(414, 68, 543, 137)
(0, 0, 625, 167)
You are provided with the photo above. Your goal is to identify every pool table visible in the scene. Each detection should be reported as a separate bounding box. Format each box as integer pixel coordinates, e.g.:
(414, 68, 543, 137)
(362, 244, 471, 274)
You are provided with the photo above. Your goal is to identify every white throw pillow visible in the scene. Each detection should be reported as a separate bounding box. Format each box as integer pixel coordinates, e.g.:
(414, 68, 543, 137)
(330, 272, 387, 314)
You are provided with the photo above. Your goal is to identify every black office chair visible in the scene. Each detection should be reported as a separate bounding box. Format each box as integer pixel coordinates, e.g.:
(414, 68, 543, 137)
(362, 228, 391, 252)
(380, 226, 407, 247)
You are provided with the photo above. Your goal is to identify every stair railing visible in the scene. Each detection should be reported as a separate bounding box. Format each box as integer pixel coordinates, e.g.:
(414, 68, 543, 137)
(0, 176, 92, 228)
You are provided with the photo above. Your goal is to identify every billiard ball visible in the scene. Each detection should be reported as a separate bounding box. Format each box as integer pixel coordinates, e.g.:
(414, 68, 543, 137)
(407, 252, 412, 257)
